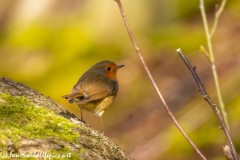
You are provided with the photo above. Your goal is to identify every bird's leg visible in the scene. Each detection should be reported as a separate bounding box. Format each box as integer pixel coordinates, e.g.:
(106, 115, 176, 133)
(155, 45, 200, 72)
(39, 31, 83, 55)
(80, 109, 86, 123)
(80, 108, 83, 120)
(100, 117, 104, 134)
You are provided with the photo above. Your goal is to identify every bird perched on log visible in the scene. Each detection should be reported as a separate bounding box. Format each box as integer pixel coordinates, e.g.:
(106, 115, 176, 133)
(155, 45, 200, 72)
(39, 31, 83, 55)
(62, 60, 124, 133)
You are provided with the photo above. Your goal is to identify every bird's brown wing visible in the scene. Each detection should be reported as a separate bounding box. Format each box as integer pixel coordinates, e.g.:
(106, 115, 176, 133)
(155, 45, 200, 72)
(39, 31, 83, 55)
(80, 84, 110, 103)
(62, 82, 115, 104)
(62, 92, 83, 99)
(62, 92, 84, 103)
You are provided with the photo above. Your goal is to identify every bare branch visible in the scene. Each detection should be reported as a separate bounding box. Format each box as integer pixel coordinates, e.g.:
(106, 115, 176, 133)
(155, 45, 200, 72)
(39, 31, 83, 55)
(177, 48, 239, 160)
(199, 0, 229, 129)
(114, 0, 206, 159)
(199, 45, 210, 62)
(210, 0, 227, 38)
(223, 145, 234, 160)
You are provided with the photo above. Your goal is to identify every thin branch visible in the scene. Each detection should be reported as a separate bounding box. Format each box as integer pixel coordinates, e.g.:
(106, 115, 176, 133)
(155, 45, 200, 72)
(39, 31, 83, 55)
(210, 0, 227, 38)
(177, 48, 239, 160)
(114, 0, 207, 159)
(199, 45, 210, 62)
(199, 0, 214, 63)
(223, 145, 234, 160)
(199, 0, 229, 129)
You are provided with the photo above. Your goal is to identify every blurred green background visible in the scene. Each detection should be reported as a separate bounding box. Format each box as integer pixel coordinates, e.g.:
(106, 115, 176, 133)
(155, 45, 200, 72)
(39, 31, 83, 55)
(0, 0, 239, 159)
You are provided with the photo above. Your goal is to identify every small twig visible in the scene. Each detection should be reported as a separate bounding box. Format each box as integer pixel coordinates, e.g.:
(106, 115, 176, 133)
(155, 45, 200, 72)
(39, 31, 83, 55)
(114, 0, 206, 159)
(223, 145, 234, 160)
(199, 45, 210, 62)
(199, 0, 229, 129)
(177, 48, 239, 160)
(210, 0, 227, 38)
(199, 0, 214, 64)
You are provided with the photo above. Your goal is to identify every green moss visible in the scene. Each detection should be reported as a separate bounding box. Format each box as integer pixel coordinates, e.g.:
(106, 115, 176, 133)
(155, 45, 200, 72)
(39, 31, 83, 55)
(0, 93, 82, 159)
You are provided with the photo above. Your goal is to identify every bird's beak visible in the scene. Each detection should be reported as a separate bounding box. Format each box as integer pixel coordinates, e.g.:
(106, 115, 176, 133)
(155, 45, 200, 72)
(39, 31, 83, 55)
(116, 64, 125, 69)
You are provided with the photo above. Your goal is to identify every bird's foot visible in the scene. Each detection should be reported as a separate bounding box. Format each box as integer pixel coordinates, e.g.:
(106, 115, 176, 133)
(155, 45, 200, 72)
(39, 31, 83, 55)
(78, 118, 86, 124)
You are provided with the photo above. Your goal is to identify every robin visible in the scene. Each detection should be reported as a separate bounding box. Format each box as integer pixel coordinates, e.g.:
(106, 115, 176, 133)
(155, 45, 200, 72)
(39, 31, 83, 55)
(62, 60, 124, 132)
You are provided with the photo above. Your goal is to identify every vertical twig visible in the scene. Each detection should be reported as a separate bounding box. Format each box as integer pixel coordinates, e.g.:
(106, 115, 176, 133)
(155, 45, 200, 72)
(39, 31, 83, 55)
(199, 0, 229, 129)
(177, 48, 239, 160)
(114, 0, 207, 159)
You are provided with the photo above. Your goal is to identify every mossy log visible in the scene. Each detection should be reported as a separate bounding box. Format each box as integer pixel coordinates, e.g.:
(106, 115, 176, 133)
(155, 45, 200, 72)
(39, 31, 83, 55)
(0, 77, 133, 160)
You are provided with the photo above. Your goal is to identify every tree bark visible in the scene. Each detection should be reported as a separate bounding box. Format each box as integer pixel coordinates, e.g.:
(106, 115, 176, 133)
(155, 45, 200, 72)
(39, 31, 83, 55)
(0, 77, 133, 160)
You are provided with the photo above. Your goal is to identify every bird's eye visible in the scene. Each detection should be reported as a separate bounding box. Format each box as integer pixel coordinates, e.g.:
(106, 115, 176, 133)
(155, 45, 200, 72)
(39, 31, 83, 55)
(106, 67, 111, 71)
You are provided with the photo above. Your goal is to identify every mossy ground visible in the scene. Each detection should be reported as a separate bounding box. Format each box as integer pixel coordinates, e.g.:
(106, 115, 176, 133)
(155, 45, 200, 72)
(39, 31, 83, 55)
(0, 93, 82, 159)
